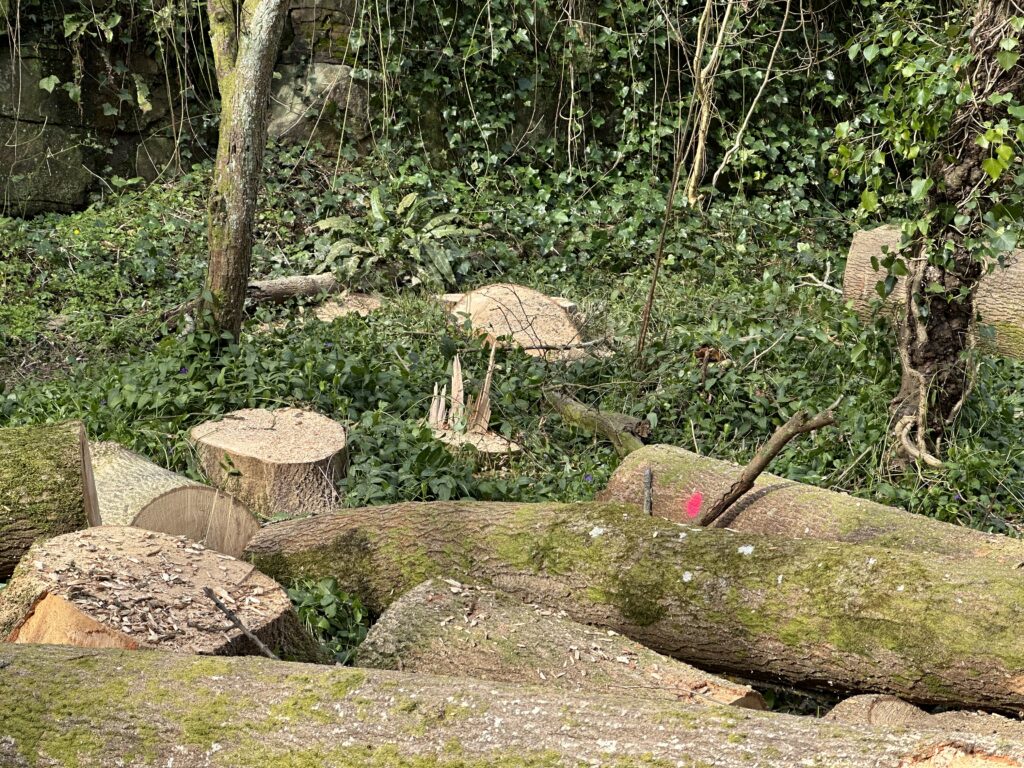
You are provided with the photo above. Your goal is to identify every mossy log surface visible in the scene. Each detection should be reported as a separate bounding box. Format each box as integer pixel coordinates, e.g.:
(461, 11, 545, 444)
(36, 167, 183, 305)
(601, 445, 1024, 565)
(246, 500, 1024, 711)
(544, 391, 646, 457)
(3, 645, 1024, 768)
(0, 421, 99, 579)
(356, 578, 764, 708)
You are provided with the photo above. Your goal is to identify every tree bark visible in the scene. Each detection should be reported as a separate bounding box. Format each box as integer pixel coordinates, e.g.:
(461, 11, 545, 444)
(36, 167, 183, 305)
(544, 391, 648, 457)
(246, 273, 341, 304)
(828, 694, 1024, 742)
(599, 444, 1024, 565)
(894, 0, 1024, 457)
(356, 577, 765, 709)
(4, 644, 1024, 768)
(247, 500, 1024, 711)
(203, 0, 288, 339)
(0, 422, 99, 579)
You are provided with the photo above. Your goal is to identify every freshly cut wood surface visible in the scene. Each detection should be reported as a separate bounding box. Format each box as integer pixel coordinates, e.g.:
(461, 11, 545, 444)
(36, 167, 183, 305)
(357, 577, 765, 708)
(90, 441, 259, 557)
(246, 500, 1024, 711)
(449, 283, 586, 360)
(3, 644, 1024, 768)
(312, 292, 382, 321)
(828, 694, 1024, 741)
(441, 290, 579, 316)
(190, 407, 347, 519)
(599, 444, 1024, 565)
(0, 526, 323, 661)
(842, 224, 1024, 358)
(0, 421, 100, 579)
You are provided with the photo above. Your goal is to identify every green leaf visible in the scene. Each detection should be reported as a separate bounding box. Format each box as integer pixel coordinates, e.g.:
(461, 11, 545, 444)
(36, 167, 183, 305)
(39, 75, 60, 93)
(860, 189, 879, 212)
(910, 178, 932, 201)
(997, 50, 1020, 70)
(133, 75, 152, 113)
(982, 157, 1004, 182)
(369, 187, 386, 224)
(863, 44, 880, 63)
(396, 192, 418, 215)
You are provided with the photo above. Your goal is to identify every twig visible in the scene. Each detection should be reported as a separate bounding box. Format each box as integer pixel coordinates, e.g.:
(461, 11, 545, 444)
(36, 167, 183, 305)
(643, 468, 654, 516)
(203, 586, 279, 660)
(700, 397, 841, 527)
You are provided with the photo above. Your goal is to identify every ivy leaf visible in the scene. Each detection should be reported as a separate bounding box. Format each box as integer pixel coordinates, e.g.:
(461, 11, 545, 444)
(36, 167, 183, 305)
(860, 189, 879, 212)
(982, 157, 1004, 182)
(863, 44, 880, 63)
(910, 178, 932, 201)
(38, 75, 59, 93)
(997, 50, 1020, 71)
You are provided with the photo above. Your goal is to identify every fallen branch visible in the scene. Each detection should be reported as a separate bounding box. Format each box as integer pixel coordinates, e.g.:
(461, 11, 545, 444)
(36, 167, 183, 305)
(203, 586, 279, 660)
(544, 390, 649, 457)
(700, 400, 839, 527)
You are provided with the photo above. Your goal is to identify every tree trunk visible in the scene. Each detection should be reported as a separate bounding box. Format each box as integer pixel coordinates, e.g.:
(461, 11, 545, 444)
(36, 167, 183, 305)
(90, 442, 259, 558)
(356, 577, 765, 709)
(895, 0, 1024, 459)
(4, 644, 1024, 768)
(0, 526, 325, 662)
(828, 694, 1024, 741)
(246, 273, 341, 304)
(599, 444, 1024, 565)
(203, 0, 288, 339)
(246, 500, 1024, 711)
(0, 422, 99, 579)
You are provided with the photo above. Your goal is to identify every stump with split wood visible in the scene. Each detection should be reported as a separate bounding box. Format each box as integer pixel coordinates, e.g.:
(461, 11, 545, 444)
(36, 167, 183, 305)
(357, 577, 764, 708)
(0, 526, 324, 661)
(190, 407, 348, 519)
(90, 442, 259, 557)
(0, 421, 100, 579)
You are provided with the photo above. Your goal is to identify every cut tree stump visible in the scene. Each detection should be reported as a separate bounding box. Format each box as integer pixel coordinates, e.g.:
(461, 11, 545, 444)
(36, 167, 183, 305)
(0, 421, 100, 580)
(448, 283, 587, 361)
(843, 224, 1024, 359)
(3, 645, 1024, 768)
(356, 577, 765, 708)
(312, 292, 382, 321)
(90, 442, 259, 558)
(599, 444, 1024, 565)
(441, 290, 580, 317)
(828, 694, 1024, 741)
(190, 407, 348, 519)
(0, 526, 323, 661)
(245, 500, 1024, 711)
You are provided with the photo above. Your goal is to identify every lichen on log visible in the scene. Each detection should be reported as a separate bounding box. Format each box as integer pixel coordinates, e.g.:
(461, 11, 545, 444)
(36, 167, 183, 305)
(356, 577, 765, 709)
(599, 444, 1024, 565)
(246, 499, 1024, 711)
(0, 421, 100, 579)
(3, 644, 1024, 767)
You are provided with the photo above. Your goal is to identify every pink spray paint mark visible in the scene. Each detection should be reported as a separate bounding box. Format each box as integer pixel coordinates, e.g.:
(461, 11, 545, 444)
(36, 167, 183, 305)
(685, 491, 703, 519)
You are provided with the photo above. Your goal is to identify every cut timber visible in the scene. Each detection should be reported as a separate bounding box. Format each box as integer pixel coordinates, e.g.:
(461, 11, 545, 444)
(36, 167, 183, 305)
(0, 526, 323, 661)
(4, 646, 1024, 768)
(441, 290, 580, 317)
(599, 444, 1024, 566)
(449, 283, 586, 361)
(89, 442, 259, 558)
(246, 273, 340, 304)
(246, 500, 1024, 712)
(544, 390, 649, 457)
(828, 694, 1024, 741)
(190, 407, 347, 519)
(356, 577, 765, 709)
(312, 292, 382, 321)
(843, 225, 1024, 359)
(0, 421, 99, 580)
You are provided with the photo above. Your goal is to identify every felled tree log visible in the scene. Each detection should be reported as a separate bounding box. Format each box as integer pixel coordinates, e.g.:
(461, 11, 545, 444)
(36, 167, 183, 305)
(190, 407, 348, 519)
(0, 421, 100, 579)
(0, 526, 323, 662)
(3, 645, 1024, 768)
(90, 442, 259, 558)
(828, 694, 1024, 741)
(246, 273, 341, 303)
(600, 444, 1024, 565)
(842, 225, 1024, 359)
(356, 577, 765, 709)
(246, 500, 1024, 711)
(544, 390, 648, 457)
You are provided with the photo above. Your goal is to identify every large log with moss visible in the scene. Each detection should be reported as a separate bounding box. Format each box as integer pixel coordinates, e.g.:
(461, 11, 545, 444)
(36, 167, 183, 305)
(0, 526, 324, 662)
(842, 224, 1024, 358)
(600, 444, 1024, 565)
(246, 500, 1024, 711)
(356, 577, 765, 709)
(3, 645, 1024, 768)
(0, 421, 100, 579)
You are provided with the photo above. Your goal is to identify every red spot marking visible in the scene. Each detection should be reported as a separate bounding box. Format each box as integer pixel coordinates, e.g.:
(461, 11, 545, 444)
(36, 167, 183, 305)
(686, 491, 703, 519)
